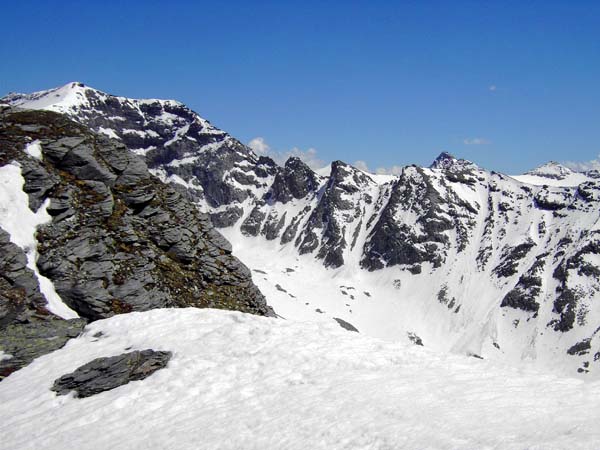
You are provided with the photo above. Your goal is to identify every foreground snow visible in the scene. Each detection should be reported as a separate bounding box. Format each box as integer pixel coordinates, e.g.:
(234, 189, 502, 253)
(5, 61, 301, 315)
(1, 308, 599, 450)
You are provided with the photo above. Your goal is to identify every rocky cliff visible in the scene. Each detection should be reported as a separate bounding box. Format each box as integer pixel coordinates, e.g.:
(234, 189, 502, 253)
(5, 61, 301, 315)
(0, 105, 272, 378)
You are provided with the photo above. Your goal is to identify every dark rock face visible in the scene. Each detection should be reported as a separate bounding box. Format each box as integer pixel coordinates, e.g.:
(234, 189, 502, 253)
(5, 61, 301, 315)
(493, 241, 536, 278)
(241, 204, 267, 237)
(262, 211, 287, 241)
(534, 188, 572, 211)
(266, 157, 319, 204)
(51, 349, 171, 398)
(501, 258, 545, 313)
(0, 106, 274, 379)
(296, 161, 373, 268)
(0, 227, 86, 379)
(361, 166, 459, 271)
(0, 319, 85, 380)
(209, 206, 244, 228)
(0, 107, 272, 321)
(0, 228, 47, 327)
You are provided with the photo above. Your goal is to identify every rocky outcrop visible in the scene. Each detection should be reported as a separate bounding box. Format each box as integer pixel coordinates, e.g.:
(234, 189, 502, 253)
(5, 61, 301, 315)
(51, 349, 171, 397)
(500, 257, 545, 313)
(1, 107, 272, 320)
(0, 227, 86, 379)
(361, 166, 459, 271)
(296, 161, 374, 268)
(265, 157, 319, 204)
(0, 106, 274, 378)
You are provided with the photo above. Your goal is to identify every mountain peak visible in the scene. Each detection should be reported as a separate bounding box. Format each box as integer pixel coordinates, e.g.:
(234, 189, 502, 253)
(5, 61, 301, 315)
(430, 152, 456, 169)
(430, 152, 477, 171)
(524, 161, 574, 180)
(2, 81, 97, 112)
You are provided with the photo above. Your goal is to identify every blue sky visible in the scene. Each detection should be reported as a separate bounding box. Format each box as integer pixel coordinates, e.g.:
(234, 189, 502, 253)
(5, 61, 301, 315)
(1, 0, 599, 173)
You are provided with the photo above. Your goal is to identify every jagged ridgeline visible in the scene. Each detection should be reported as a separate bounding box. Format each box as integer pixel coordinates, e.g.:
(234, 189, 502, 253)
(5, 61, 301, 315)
(0, 105, 273, 378)
(4, 83, 600, 376)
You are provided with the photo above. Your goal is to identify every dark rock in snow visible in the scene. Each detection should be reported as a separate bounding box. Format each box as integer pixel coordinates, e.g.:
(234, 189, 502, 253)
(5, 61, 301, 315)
(407, 332, 424, 346)
(333, 317, 359, 332)
(567, 339, 591, 356)
(52, 349, 171, 397)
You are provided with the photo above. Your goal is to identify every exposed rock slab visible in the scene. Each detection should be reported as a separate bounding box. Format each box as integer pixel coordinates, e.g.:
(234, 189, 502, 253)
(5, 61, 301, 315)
(51, 349, 171, 398)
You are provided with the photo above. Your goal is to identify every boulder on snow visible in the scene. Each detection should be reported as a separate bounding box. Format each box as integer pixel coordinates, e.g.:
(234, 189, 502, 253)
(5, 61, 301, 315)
(333, 317, 359, 332)
(51, 349, 172, 398)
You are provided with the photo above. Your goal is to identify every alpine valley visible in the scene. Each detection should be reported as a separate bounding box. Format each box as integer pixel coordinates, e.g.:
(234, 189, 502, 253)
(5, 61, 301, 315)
(3, 82, 600, 380)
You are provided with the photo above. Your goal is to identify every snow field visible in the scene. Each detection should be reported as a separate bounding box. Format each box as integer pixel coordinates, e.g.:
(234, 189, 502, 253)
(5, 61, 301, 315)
(1, 308, 600, 450)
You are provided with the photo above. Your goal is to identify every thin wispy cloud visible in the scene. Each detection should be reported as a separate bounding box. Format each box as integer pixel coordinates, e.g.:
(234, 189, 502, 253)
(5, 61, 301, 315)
(375, 166, 404, 175)
(464, 137, 491, 145)
(353, 160, 403, 175)
(563, 155, 600, 172)
(247, 137, 270, 154)
(353, 160, 370, 172)
(488, 85, 497, 91)
(248, 137, 324, 169)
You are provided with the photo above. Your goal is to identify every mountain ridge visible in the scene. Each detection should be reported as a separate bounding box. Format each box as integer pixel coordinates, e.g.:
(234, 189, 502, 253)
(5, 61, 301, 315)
(4, 83, 600, 377)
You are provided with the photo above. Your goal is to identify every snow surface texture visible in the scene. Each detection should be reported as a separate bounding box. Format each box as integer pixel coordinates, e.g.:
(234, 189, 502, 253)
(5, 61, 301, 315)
(1, 308, 599, 450)
(0, 163, 79, 319)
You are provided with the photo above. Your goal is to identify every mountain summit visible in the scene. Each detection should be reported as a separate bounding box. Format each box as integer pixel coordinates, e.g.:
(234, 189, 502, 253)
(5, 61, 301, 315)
(525, 161, 575, 180)
(430, 151, 478, 172)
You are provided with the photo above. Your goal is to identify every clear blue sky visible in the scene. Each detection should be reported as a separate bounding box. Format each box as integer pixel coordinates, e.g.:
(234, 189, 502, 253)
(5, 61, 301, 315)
(1, 0, 599, 173)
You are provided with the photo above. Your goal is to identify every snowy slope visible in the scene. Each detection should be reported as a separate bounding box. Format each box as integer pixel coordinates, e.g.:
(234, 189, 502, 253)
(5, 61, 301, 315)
(1, 308, 600, 450)
(511, 161, 595, 187)
(5, 84, 600, 377)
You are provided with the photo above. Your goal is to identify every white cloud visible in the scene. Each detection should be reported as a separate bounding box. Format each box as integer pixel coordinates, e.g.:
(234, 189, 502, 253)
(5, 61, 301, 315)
(247, 137, 324, 169)
(353, 160, 370, 172)
(352, 160, 404, 176)
(248, 137, 270, 154)
(563, 155, 600, 172)
(283, 147, 324, 169)
(489, 85, 497, 91)
(375, 165, 404, 175)
(463, 137, 491, 145)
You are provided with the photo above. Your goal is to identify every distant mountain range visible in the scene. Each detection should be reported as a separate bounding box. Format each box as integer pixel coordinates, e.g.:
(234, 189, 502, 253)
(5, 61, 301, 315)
(3, 82, 600, 377)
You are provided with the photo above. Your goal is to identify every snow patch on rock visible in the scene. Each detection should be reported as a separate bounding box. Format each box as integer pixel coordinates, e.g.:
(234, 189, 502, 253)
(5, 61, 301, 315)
(0, 163, 79, 319)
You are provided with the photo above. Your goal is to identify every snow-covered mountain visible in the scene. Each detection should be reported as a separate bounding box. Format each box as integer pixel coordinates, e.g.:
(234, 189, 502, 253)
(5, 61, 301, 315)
(510, 161, 598, 187)
(5, 82, 600, 377)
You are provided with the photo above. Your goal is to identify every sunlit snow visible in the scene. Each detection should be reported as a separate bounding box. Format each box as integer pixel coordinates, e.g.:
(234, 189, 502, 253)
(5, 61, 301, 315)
(24, 140, 43, 160)
(0, 163, 79, 319)
(1, 308, 599, 450)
